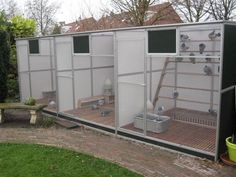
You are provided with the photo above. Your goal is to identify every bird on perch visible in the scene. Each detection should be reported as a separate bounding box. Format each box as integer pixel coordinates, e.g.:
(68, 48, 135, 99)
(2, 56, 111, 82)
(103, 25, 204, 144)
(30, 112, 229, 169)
(208, 30, 221, 40)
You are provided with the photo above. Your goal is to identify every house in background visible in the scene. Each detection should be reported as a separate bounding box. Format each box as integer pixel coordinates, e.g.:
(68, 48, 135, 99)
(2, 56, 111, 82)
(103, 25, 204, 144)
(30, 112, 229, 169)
(61, 2, 182, 33)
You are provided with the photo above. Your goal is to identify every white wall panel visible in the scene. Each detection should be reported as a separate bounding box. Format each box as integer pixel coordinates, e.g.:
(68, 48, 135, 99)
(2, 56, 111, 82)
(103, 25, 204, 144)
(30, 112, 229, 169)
(118, 74, 144, 126)
(57, 71, 73, 111)
(92, 57, 114, 67)
(17, 45, 28, 72)
(74, 70, 91, 104)
(16, 40, 27, 46)
(19, 73, 30, 101)
(93, 68, 114, 96)
(31, 71, 52, 99)
(73, 55, 90, 69)
(56, 43, 72, 70)
(92, 34, 113, 55)
(29, 56, 51, 70)
(117, 31, 145, 74)
(118, 83, 144, 127)
(40, 39, 51, 55)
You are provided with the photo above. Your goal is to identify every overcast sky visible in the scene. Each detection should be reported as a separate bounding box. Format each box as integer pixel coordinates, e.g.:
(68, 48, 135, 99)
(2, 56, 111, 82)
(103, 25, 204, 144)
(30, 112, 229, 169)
(18, 0, 110, 23)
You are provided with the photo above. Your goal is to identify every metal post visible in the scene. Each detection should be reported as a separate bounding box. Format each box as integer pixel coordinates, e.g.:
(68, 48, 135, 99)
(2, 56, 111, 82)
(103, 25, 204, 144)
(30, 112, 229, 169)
(89, 35, 94, 97)
(215, 24, 224, 161)
(210, 33, 217, 111)
(49, 37, 54, 91)
(27, 42, 32, 97)
(174, 58, 178, 110)
(149, 56, 152, 100)
(114, 32, 119, 135)
(53, 37, 59, 116)
(71, 37, 76, 110)
(144, 31, 148, 136)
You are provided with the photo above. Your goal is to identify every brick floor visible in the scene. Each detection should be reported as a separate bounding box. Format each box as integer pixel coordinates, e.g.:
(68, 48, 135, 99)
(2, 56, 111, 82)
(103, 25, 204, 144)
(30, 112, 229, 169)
(0, 117, 235, 177)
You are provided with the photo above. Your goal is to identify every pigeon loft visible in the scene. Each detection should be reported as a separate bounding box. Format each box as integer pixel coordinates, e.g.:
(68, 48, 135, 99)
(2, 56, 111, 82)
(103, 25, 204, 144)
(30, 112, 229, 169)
(16, 21, 236, 161)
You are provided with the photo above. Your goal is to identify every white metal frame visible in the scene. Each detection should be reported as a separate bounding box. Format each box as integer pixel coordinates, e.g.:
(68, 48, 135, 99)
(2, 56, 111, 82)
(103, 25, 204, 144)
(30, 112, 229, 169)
(16, 21, 236, 161)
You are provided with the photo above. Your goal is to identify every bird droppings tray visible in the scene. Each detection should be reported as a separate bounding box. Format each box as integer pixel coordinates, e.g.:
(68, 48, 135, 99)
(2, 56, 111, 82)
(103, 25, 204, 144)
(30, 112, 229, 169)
(55, 118, 79, 129)
(220, 153, 236, 167)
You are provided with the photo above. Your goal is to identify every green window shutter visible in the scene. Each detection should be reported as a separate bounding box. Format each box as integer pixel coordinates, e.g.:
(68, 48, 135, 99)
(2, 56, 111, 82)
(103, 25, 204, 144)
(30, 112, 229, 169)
(29, 39, 39, 54)
(148, 30, 176, 53)
(73, 36, 89, 53)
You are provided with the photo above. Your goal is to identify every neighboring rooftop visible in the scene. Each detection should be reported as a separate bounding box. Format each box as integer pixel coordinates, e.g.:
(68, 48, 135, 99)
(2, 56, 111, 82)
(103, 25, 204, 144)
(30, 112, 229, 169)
(62, 2, 182, 33)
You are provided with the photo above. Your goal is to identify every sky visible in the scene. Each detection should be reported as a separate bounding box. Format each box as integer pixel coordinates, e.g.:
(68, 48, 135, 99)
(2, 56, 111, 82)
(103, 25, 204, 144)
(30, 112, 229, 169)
(18, 0, 111, 23)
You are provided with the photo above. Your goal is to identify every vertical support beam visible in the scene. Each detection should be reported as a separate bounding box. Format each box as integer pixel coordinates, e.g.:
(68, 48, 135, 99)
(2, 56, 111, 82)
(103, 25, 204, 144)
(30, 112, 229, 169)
(215, 24, 225, 161)
(174, 58, 178, 110)
(174, 27, 180, 114)
(210, 35, 216, 111)
(16, 42, 23, 102)
(89, 34, 94, 97)
(114, 32, 119, 135)
(49, 37, 54, 91)
(149, 56, 152, 101)
(53, 37, 60, 115)
(71, 37, 76, 110)
(27, 42, 32, 97)
(144, 30, 148, 136)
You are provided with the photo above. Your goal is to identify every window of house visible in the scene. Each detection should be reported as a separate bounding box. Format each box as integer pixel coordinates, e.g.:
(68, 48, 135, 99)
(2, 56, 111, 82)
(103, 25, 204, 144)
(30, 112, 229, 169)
(148, 29, 176, 53)
(73, 36, 89, 53)
(29, 39, 39, 54)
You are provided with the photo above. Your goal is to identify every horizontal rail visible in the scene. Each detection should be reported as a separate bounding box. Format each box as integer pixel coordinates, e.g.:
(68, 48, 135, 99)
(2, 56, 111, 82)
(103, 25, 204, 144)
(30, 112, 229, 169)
(168, 61, 220, 64)
(162, 85, 218, 92)
(118, 81, 146, 87)
(150, 55, 220, 59)
(159, 96, 218, 105)
(57, 75, 73, 79)
(166, 72, 219, 77)
(221, 85, 236, 94)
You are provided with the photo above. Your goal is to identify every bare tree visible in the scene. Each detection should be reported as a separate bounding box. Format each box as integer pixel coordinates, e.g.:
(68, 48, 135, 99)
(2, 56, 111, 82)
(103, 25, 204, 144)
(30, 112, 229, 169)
(26, 0, 59, 36)
(109, 0, 164, 26)
(0, 0, 21, 18)
(209, 0, 236, 20)
(172, 0, 210, 22)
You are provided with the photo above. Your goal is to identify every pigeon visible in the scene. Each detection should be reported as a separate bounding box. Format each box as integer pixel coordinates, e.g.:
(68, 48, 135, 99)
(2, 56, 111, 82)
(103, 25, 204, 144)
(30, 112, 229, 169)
(176, 57, 183, 62)
(172, 89, 179, 99)
(189, 53, 196, 64)
(49, 100, 56, 107)
(180, 43, 189, 51)
(180, 34, 190, 42)
(203, 65, 212, 75)
(199, 43, 206, 54)
(205, 54, 211, 62)
(208, 109, 217, 116)
(208, 30, 221, 40)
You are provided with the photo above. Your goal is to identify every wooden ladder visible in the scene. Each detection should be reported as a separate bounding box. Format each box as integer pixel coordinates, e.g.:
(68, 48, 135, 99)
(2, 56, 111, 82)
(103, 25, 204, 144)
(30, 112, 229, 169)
(153, 57, 170, 107)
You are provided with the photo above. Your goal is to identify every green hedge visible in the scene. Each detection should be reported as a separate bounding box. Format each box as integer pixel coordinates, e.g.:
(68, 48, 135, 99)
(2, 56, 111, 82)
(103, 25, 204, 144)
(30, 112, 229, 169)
(0, 30, 10, 102)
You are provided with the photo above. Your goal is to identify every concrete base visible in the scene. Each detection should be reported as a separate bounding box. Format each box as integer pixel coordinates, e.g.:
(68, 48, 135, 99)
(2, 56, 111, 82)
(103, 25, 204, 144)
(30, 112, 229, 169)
(0, 109, 5, 123)
(30, 110, 42, 124)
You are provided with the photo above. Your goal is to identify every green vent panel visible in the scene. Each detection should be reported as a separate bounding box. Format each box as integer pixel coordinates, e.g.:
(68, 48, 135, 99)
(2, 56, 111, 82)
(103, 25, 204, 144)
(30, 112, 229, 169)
(29, 40, 39, 54)
(73, 36, 89, 53)
(148, 30, 176, 53)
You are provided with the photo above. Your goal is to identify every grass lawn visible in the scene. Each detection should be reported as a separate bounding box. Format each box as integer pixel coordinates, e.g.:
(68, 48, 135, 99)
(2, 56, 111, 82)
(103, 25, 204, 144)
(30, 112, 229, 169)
(0, 143, 142, 177)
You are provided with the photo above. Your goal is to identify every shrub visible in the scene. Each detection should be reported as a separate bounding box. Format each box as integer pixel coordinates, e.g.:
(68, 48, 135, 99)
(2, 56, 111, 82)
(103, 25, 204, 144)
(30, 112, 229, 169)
(0, 30, 10, 102)
(24, 97, 36, 106)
